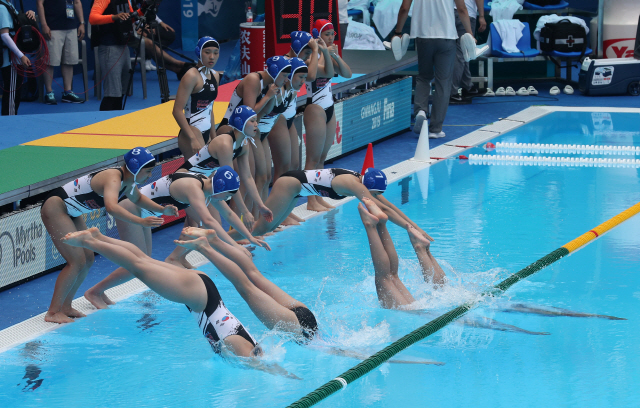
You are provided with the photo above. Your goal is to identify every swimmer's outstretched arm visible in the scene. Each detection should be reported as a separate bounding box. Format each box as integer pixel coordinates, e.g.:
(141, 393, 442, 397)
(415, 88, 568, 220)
(236, 151, 274, 223)
(180, 186, 253, 258)
(211, 200, 271, 251)
(127, 187, 179, 217)
(101, 175, 164, 228)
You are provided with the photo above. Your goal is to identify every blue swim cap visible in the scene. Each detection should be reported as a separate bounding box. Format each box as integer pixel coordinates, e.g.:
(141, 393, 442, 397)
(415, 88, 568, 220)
(195, 36, 219, 63)
(288, 57, 308, 79)
(290, 31, 313, 56)
(124, 147, 155, 177)
(266, 56, 291, 80)
(362, 168, 387, 192)
(229, 105, 257, 135)
(212, 165, 240, 195)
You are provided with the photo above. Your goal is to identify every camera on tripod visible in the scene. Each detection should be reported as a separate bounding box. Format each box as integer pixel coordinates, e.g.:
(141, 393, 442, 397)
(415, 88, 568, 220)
(133, 0, 163, 25)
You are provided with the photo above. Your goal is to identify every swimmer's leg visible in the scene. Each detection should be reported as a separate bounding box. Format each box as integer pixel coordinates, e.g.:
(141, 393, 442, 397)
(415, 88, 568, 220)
(503, 304, 626, 320)
(363, 199, 416, 304)
(177, 125, 206, 159)
(41, 198, 93, 324)
(252, 138, 269, 220)
(63, 229, 208, 312)
(175, 235, 302, 334)
(407, 225, 446, 285)
(269, 116, 292, 184)
(315, 113, 337, 210)
(183, 227, 306, 310)
(85, 199, 151, 309)
(248, 176, 302, 237)
(358, 203, 413, 309)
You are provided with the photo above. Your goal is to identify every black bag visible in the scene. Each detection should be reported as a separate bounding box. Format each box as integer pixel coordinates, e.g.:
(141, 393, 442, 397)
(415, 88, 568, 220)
(526, 0, 562, 6)
(0, 0, 40, 54)
(540, 19, 587, 55)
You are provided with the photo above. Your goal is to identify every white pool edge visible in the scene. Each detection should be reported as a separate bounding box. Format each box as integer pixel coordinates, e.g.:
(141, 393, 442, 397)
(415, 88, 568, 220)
(2, 105, 639, 353)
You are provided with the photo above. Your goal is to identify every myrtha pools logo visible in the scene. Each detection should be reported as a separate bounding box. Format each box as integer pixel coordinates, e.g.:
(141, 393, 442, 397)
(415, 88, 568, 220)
(0, 221, 44, 268)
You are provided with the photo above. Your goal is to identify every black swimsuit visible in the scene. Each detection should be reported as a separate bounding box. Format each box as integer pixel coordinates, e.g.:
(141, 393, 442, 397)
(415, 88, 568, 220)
(138, 172, 206, 217)
(184, 67, 219, 144)
(218, 72, 269, 129)
(282, 168, 360, 200)
(45, 168, 126, 218)
(188, 273, 257, 354)
(179, 130, 243, 176)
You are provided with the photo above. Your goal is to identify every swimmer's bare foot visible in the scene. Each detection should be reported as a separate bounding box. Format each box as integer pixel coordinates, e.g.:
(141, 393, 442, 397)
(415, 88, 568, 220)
(281, 216, 300, 226)
(61, 229, 96, 248)
(101, 293, 115, 306)
(361, 197, 388, 223)
(407, 224, 431, 250)
(45, 311, 74, 324)
(317, 197, 335, 209)
(236, 239, 251, 245)
(84, 287, 109, 309)
(357, 203, 379, 227)
(182, 227, 221, 246)
(289, 213, 305, 223)
(62, 307, 86, 318)
(175, 236, 211, 252)
(306, 196, 329, 212)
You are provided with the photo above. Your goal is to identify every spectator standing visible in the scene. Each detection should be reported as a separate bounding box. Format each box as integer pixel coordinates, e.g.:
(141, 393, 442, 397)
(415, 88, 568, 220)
(0, 0, 35, 115)
(450, 0, 486, 103)
(394, 0, 474, 138)
(37, 0, 86, 104)
(338, 0, 348, 48)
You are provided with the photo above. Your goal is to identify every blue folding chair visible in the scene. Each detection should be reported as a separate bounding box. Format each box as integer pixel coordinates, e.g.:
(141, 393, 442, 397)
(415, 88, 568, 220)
(490, 22, 540, 58)
(523, 1, 569, 10)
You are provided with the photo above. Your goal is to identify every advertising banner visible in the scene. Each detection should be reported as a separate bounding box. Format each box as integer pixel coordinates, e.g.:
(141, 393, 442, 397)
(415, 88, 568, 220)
(240, 23, 266, 77)
(341, 77, 412, 153)
(0, 207, 47, 288)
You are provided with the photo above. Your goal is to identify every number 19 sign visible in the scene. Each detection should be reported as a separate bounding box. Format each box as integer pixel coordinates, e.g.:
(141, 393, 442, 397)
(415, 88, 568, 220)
(181, 0, 198, 53)
(265, 0, 341, 57)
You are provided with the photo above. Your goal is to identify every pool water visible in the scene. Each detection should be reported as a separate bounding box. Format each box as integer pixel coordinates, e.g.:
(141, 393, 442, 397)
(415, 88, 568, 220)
(1, 111, 639, 407)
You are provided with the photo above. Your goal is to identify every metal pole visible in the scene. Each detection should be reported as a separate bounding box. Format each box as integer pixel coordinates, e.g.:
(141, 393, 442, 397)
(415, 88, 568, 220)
(597, 0, 604, 57)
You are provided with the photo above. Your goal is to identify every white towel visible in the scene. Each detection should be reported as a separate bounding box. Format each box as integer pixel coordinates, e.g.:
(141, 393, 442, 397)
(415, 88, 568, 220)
(533, 15, 589, 42)
(489, 0, 524, 21)
(347, 0, 372, 26)
(371, 0, 413, 39)
(494, 19, 525, 53)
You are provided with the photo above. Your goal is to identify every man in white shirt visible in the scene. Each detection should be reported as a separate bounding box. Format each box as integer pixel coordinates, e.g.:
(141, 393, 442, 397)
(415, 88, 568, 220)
(393, 0, 474, 138)
(451, 0, 486, 103)
(338, 0, 348, 48)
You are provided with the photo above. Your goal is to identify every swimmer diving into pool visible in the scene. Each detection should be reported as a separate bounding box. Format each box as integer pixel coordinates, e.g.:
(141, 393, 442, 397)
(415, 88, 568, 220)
(358, 199, 625, 326)
(40, 148, 179, 324)
(175, 227, 318, 344)
(84, 167, 269, 309)
(228, 167, 433, 242)
(61, 228, 298, 378)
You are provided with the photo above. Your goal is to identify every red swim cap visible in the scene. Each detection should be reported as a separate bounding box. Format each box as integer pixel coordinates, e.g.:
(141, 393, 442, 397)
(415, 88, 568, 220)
(314, 19, 334, 34)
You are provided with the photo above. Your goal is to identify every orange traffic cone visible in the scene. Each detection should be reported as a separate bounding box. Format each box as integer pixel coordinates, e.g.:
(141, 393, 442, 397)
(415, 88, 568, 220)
(361, 143, 375, 174)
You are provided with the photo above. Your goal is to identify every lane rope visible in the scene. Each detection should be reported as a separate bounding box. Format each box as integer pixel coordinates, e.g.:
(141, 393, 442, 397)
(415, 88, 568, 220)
(285, 201, 640, 408)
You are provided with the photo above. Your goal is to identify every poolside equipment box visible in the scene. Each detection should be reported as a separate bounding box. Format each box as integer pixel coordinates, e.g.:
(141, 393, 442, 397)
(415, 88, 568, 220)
(579, 57, 640, 96)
